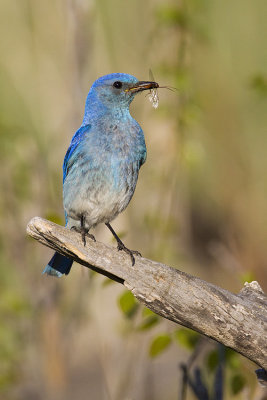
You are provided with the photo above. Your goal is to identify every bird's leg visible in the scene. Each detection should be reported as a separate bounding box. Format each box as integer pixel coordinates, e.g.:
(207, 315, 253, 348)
(71, 215, 95, 246)
(105, 222, 141, 266)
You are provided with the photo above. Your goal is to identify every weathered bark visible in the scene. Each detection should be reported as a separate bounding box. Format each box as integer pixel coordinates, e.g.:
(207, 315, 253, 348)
(27, 217, 267, 373)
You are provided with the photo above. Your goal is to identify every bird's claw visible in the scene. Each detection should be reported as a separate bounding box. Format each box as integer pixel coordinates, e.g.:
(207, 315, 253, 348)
(117, 242, 141, 266)
(71, 226, 96, 246)
(131, 249, 142, 257)
(85, 232, 96, 243)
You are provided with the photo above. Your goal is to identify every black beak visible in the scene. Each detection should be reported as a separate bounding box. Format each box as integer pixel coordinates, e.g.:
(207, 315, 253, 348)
(125, 81, 159, 94)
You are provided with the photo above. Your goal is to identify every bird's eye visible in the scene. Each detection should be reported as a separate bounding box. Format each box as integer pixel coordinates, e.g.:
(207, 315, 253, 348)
(113, 81, 122, 89)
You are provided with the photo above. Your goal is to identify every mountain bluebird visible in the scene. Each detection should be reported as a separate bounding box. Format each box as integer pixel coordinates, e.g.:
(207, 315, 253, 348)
(43, 73, 159, 277)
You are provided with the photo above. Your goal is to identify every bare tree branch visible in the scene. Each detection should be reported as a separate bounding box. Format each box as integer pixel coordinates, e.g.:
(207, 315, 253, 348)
(27, 217, 267, 372)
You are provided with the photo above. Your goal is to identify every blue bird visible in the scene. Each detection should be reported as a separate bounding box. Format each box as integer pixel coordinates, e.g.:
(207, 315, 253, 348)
(43, 73, 159, 277)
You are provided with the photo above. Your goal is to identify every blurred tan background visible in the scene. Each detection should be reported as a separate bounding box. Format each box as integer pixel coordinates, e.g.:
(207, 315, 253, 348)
(0, 0, 267, 399)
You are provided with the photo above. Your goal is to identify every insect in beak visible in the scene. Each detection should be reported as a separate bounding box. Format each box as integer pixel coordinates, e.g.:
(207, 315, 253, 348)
(125, 81, 159, 94)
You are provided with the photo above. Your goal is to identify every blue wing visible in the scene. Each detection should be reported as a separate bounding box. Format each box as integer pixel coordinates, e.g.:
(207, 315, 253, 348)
(63, 124, 91, 183)
(42, 124, 92, 278)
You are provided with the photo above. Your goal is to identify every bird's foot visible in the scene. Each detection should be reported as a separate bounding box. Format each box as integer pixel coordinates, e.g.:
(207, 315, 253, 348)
(105, 222, 141, 266)
(82, 232, 96, 246)
(71, 226, 96, 246)
(117, 241, 142, 266)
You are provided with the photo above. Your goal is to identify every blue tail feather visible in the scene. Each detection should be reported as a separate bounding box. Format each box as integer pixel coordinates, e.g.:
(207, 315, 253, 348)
(43, 252, 73, 277)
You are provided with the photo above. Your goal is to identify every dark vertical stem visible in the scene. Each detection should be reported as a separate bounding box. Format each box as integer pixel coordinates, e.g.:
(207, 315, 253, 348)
(178, 338, 207, 400)
(213, 344, 225, 400)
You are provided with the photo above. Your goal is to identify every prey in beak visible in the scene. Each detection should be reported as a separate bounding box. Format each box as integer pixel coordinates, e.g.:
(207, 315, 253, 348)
(125, 81, 159, 94)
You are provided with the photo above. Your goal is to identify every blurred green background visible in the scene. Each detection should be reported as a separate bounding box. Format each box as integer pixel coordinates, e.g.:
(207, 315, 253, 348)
(0, 0, 267, 399)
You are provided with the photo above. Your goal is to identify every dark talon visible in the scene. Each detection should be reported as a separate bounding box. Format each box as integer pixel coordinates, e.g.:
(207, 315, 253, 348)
(86, 233, 96, 242)
(82, 231, 86, 246)
(81, 231, 95, 246)
(131, 250, 142, 257)
(105, 222, 141, 266)
(117, 242, 136, 266)
(71, 215, 95, 246)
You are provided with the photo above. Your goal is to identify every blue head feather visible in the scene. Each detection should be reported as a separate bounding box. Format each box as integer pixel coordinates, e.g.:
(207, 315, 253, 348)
(83, 73, 139, 125)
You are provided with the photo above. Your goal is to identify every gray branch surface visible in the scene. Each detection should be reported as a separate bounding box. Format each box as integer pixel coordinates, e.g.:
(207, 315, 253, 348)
(27, 217, 267, 370)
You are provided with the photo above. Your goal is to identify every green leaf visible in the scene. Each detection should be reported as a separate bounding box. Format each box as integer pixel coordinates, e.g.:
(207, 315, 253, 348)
(174, 328, 200, 350)
(138, 315, 159, 331)
(250, 74, 267, 97)
(225, 348, 240, 370)
(149, 334, 171, 357)
(230, 374, 246, 395)
(206, 350, 219, 372)
(156, 6, 188, 28)
(118, 290, 138, 318)
(142, 307, 157, 318)
(102, 277, 115, 287)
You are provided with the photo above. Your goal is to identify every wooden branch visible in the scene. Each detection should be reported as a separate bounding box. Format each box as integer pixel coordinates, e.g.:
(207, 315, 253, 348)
(27, 217, 267, 372)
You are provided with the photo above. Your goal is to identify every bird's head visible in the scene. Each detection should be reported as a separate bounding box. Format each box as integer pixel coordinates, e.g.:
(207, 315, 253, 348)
(89, 73, 159, 109)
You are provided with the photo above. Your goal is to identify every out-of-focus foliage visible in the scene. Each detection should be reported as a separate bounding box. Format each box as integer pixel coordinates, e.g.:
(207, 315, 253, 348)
(149, 334, 172, 358)
(138, 308, 159, 331)
(118, 290, 139, 318)
(0, 0, 267, 399)
(230, 374, 246, 396)
(250, 74, 267, 97)
(174, 328, 200, 351)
